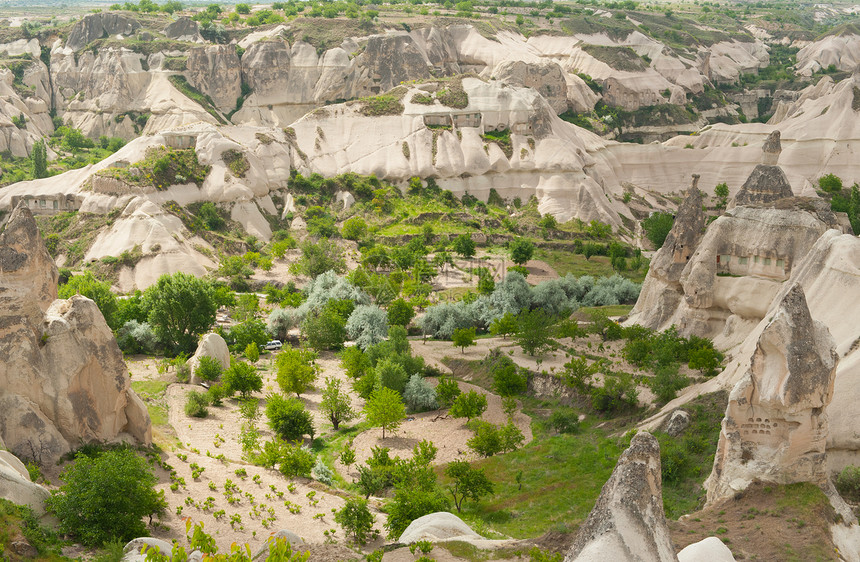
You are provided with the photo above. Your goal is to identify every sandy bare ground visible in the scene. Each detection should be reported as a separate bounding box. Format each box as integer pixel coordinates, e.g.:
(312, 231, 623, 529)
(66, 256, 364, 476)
(124, 344, 534, 554)
(432, 254, 559, 292)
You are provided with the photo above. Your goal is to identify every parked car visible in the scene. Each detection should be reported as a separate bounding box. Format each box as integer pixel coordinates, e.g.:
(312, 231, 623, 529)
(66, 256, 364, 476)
(264, 340, 282, 351)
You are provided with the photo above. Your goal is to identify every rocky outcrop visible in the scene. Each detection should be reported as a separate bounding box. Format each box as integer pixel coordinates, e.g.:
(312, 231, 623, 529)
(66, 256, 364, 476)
(66, 13, 141, 51)
(163, 17, 200, 42)
(0, 204, 151, 464)
(493, 60, 570, 114)
(187, 333, 230, 384)
(730, 131, 793, 207)
(626, 177, 705, 330)
(399, 512, 484, 544)
(564, 432, 677, 562)
(0, 450, 50, 516)
(796, 33, 860, 76)
(677, 537, 736, 562)
(705, 285, 838, 505)
(186, 45, 241, 113)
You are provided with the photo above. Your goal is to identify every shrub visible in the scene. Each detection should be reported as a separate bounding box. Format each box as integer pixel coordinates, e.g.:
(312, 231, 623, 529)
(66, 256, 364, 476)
(116, 320, 157, 354)
(590, 373, 638, 413)
(466, 420, 501, 456)
(450, 390, 488, 421)
(303, 305, 347, 351)
(818, 173, 843, 193)
(387, 298, 415, 327)
(278, 442, 316, 478)
(266, 394, 315, 441)
(837, 465, 860, 502)
(45, 449, 166, 546)
(642, 212, 674, 249)
(312, 458, 334, 485)
(547, 408, 580, 434)
(195, 355, 223, 382)
(335, 498, 376, 545)
(436, 376, 461, 407)
(341, 217, 367, 241)
(404, 374, 438, 412)
(185, 391, 210, 417)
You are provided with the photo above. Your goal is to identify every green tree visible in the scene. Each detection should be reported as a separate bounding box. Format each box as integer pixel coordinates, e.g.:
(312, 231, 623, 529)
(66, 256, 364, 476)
(452, 327, 477, 354)
(688, 347, 722, 377)
(302, 305, 347, 351)
(489, 312, 517, 340)
(222, 360, 263, 399)
(335, 498, 376, 545)
(376, 358, 408, 394)
(276, 348, 318, 397)
(387, 298, 415, 327)
(444, 460, 494, 512)
(195, 355, 223, 382)
(233, 293, 259, 322)
(236, 2, 250, 12)
(142, 272, 217, 354)
(59, 271, 119, 329)
(452, 234, 475, 259)
(46, 449, 166, 546)
(341, 217, 368, 241)
(31, 140, 48, 179)
(266, 394, 315, 441)
(819, 173, 843, 193)
(642, 212, 674, 249)
(492, 362, 527, 397)
(514, 309, 557, 356)
(714, 182, 729, 208)
(364, 387, 405, 439)
(849, 184, 860, 235)
(436, 376, 461, 407)
(293, 239, 346, 278)
(320, 376, 356, 430)
(244, 342, 259, 362)
(449, 390, 487, 421)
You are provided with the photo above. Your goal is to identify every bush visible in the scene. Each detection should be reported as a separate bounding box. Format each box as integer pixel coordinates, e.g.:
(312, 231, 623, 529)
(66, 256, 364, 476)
(278, 442, 316, 478)
(436, 376, 461, 407)
(45, 449, 166, 546)
(642, 212, 674, 249)
(818, 173, 843, 193)
(341, 217, 368, 241)
(222, 360, 263, 399)
(312, 458, 334, 485)
(185, 391, 210, 417)
(335, 498, 376, 545)
(450, 390, 488, 421)
(384, 488, 449, 539)
(404, 374, 438, 412)
(837, 465, 860, 502)
(116, 320, 157, 354)
(492, 360, 527, 397)
(590, 373, 638, 413)
(266, 394, 315, 441)
(547, 408, 580, 434)
(303, 305, 347, 351)
(195, 355, 223, 382)
(650, 363, 689, 404)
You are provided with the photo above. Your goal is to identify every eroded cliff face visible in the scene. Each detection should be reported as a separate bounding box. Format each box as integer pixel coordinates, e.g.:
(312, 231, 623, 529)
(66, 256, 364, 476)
(704, 284, 838, 505)
(0, 204, 150, 464)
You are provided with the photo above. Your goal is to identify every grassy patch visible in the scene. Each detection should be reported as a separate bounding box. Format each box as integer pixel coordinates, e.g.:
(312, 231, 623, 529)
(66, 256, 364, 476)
(358, 93, 405, 116)
(581, 44, 647, 72)
(534, 248, 648, 283)
(97, 146, 210, 190)
(459, 426, 623, 538)
(131, 380, 169, 399)
(0, 498, 64, 561)
(222, 149, 250, 178)
(481, 129, 512, 159)
(576, 304, 634, 319)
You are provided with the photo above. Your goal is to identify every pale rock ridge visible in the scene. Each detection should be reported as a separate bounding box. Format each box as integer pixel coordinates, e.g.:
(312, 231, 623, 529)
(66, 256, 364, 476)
(0, 64, 54, 157)
(564, 431, 677, 562)
(704, 284, 838, 505)
(163, 17, 201, 42)
(796, 33, 860, 76)
(493, 60, 571, 114)
(66, 12, 141, 52)
(627, 177, 705, 330)
(0, 440, 50, 516)
(0, 204, 151, 464)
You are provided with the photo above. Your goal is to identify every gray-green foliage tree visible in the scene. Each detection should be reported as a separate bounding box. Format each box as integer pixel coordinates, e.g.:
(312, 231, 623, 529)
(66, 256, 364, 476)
(46, 449, 167, 546)
(320, 376, 356, 430)
(444, 460, 494, 512)
(346, 304, 389, 350)
(403, 374, 438, 412)
(142, 272, 217, 354)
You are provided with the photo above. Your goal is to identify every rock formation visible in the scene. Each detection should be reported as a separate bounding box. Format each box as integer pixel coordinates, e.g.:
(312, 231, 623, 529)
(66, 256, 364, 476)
(704, 285, 838, 505)
(731, 131, 793, 207)
(564, 432, 677, 562)
(186, 45, 242, 113)
(399, 512, 485, 545)
(187, 333, 231, 385)
(0, 203, 150, 464)
(66, 13, 142, 51)
(677, 537, 736, 562)
(0, 450, 50, 516)
(626, 176, 705, 330)
(493, 60, 571, 115)
(163, 17, 201, 42)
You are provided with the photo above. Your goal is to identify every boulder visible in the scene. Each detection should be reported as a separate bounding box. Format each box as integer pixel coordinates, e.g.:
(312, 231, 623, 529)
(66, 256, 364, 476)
(122, 538, 174, 562)
(66, 13, 141, 51)
(676, 537, 736, 562)
(399, 512, 483, 544)
(252, 529, 304, 560)
(0, 450, 50, 516)
(0, 204, 151, 465)
(163, 17, 200, 42)
(704, 284, 838, 505)
(564, 432, 677, 562)
(664, 410, 691, 437)
(187, 333, 230, 384)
